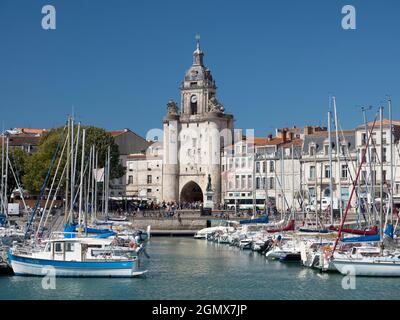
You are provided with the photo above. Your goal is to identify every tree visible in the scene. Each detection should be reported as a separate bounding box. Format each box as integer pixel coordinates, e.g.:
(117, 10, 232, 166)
(22, 125, 125, 194)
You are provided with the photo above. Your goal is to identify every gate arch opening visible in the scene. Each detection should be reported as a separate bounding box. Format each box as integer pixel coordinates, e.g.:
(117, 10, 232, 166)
(180, 181, 203, 203)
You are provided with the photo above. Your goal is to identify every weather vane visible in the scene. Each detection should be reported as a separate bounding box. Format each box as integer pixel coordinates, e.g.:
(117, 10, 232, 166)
(195, 34, 201, 49)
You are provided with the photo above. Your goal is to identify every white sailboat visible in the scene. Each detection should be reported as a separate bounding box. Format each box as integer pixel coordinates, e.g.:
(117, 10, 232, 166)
(331, 105, 400, 276)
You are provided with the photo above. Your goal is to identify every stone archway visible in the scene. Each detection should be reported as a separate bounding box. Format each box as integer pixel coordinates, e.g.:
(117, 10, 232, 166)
(180, 181, 203, 203)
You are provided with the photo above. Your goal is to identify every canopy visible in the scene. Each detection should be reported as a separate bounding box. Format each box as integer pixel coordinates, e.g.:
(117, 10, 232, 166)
(240, 216, 269, 225)
(342, 224, 393, 243)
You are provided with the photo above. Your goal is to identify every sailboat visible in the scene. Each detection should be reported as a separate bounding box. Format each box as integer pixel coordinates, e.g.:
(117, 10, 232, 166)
(331, 105, 400, 276)
(9, 118, 148, 277)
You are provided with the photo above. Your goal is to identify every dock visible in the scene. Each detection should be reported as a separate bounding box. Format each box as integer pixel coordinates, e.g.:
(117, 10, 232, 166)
(149, 230, 196, 237)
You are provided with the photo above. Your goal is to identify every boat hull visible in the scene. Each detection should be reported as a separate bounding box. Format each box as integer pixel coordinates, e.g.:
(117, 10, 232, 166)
(8, 253, 147, 278)
(333, 259, 400, 277)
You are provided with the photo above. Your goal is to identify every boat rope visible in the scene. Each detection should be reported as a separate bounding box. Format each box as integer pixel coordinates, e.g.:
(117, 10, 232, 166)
(24, 126, 67, 239)
(35, 133, 69, 239)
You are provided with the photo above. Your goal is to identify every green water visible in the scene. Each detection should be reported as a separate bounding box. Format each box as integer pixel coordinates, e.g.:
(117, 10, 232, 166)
(0, 237, 399, 300)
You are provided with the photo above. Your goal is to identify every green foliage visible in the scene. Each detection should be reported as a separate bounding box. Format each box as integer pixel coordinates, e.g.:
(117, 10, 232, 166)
(22, 125, 125, 194)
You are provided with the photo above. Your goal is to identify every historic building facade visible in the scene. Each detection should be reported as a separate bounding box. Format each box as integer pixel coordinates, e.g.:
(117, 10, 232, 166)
(162, 41, 234, 205)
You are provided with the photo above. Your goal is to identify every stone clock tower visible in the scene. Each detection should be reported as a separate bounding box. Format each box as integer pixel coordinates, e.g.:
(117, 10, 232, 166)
(162, 40, 234, 207)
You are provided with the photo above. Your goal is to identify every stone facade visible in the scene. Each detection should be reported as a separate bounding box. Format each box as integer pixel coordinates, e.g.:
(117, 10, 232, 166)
(162, 41, 234, 207)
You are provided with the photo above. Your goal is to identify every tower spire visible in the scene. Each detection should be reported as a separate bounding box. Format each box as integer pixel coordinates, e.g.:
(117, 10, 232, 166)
(193, 34, 204, 66)
(195, 34, 201, 51)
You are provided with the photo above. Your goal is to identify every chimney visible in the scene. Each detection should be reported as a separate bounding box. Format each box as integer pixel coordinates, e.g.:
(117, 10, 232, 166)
(304, 126, 313, 135)
(281, 130, 287, 143)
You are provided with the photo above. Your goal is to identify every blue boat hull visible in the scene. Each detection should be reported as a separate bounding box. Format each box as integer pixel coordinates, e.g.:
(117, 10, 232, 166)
(8, 253, 146, 278)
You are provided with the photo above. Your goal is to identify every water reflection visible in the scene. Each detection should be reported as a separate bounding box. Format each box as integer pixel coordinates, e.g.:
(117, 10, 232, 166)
(1, 237, 400, 300)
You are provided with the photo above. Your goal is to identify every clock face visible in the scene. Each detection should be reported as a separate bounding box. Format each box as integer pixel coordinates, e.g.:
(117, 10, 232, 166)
(191, 95, 197, 103)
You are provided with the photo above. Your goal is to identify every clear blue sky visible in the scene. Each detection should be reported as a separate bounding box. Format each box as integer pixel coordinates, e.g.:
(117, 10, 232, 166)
(0, 0, 399, 137)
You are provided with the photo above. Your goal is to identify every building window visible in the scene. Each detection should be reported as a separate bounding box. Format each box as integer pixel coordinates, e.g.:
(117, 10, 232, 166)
(309, 187, 316, 198)
(309, 166, 316, 180)
(371, 148, 377, 163)
(341, 144, 347, 155)
(269, 161, 275, 173)
(341, 165, 348, 179)
(242, 146, 246, 154)
(269, 177, 274, 189)
(147, 175, 152, 184)
(235, 158, 239, 168)
(383, 148, 387, 162)
(310, 145, 316, 156)
(256, 162, 260, 173)
(235, 175, 240, 189)
(248, 175, 252, 189)
(147, 188, 152, 193)
(341, 187, 350, 208)
(262, 161, 266, 173)
(256, 177, 260, 190)
(324, 165, 331, 179)
(241, 158, 245, 168)
(241, 175, 246, 189)
(128, 176, 133, 184)
(324, 144, 329, 155)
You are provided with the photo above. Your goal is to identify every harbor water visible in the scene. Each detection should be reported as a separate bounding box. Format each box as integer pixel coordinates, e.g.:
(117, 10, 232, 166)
(0, 237, 399, 300)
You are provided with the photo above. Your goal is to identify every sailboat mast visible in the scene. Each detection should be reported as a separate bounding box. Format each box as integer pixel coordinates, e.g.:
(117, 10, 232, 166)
(388, 98, 394, 222)
(105, 146, 111, 219)
(94, 149, 98, 220)
(252, 151, 256, 215)
(69, 117, 75, 224)
(291, 143, 295, 224)
(281, 147, 284, 218)
(328, 111, 334, 225)
(362, 107, 375, 225)
(4, 136, 9, 215)
(379, 106, 384, 251)
(1, 132, 4, 214)
(78, 129, 86, 229)
(264, 139, 268, 215)
(64, 117, 70, 224)
(333, 97, 343, 222)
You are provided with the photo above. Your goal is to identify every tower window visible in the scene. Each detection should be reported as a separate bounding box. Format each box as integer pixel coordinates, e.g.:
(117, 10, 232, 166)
(191, 101, 197, 115)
